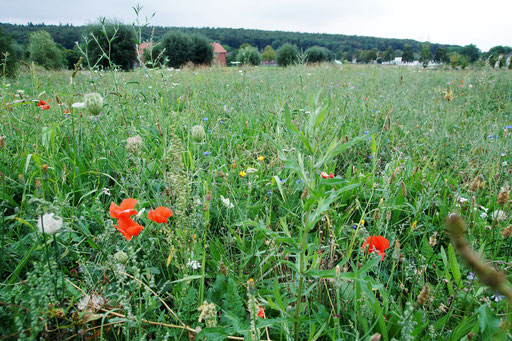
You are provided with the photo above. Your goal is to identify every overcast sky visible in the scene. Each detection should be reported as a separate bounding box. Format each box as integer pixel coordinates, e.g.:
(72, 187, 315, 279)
(1, 0, 510, 51)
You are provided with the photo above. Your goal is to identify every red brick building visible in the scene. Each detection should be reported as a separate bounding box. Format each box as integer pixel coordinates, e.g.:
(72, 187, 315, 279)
(211, 43, 227, 66)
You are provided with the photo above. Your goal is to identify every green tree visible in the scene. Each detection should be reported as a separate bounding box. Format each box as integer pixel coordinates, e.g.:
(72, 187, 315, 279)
(459, 44, 480, 62)
(433, 47, 449, 63)
(305, 46, 331, 63)
(261, 45, 275, 62)
(449, 52, 460, 69)
(419, 43, 432, 68)
(382, 47, 395, 62)
(459, 55, 469, 69)
(190, 35, 213, 65)
(28, 30, 65, 70)
(401, 44, 414, 63)
(86, 22, 137, 70)
(236, 45, 261, 66)
(160, 31, 193, 68)
(276, 43, 298, 67)
(0, 27, 17, 76)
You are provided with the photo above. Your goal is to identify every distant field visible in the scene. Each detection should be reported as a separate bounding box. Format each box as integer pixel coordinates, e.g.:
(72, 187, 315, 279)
(1, 64, 511, 340)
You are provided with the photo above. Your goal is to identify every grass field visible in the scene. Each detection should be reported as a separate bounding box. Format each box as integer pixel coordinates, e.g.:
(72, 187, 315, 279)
(1, 63, 512, 340)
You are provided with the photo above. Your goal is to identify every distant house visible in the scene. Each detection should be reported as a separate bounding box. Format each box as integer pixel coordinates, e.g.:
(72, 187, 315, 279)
(138, 42, 153, 63)
(211, 43, 227, 66)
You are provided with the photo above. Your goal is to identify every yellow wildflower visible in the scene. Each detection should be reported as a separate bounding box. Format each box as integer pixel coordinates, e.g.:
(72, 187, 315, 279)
(257, 156, 264, 162)
(239, 171, 247, 177)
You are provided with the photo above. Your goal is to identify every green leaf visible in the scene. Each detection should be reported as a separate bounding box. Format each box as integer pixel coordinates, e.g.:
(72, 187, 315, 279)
(448, 244, 462, 289)
(273, 175, 286, 203)
(170, 275, 202, 283)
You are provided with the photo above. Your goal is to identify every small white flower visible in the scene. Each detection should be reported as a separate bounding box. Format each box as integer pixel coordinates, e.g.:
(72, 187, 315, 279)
(246, 167, 258, 174)
(37, 213, 63, 235)
(186, 259, 201, 270)
(480, 212, 488, 219)
(491, 294, 505, 302)
(220, 195, 234, 209)
(136, 208, 146, 218)
(78, 294, 105, 311)
(491, 210, 507, 222)
(72, 102, 85, 108)
(101, 187, 111, 196)
(456, 195, 468, 204)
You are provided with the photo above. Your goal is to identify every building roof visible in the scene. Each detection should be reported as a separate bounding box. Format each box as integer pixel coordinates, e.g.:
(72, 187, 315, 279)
(211, 42, 227, 53)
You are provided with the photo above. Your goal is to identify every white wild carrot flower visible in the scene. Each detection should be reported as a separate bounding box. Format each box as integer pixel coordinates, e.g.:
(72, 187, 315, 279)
(37, 213, 63, 235)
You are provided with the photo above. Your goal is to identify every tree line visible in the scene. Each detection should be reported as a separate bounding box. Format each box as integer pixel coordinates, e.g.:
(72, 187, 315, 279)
(1, 22, 511, 76)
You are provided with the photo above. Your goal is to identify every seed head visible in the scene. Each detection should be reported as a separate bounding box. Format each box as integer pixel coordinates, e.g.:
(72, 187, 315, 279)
(84, 93, 103, 116)
(191, 125, 206, 142)
(417, 285, 430, 306)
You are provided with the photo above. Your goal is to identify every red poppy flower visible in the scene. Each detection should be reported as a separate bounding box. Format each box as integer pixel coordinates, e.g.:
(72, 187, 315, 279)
(114, 216, 144, 241)
(37, 100, 50, 110)
(257, 306, 265, 318)
(329, 172, 334, 178)
(148, 206, 173, 223)
(321, 172, 329, 179)
(362, 235, 390, 261)
(110, 199, 138, 219)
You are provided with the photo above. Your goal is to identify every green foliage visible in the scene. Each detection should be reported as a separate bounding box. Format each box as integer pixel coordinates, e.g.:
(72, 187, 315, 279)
(261, 45, 275, 62)
(276, 43, 298, 66)
(450, 52, 460, 69)
(402, 44, 414, 63)
(28, 31, 65, 70)
(459, 55, 469, 69)
(160, 31, 193, 68)
(433, 47, 449, 64)
(305, 46, 333, 63)
(190, 35, 214, 65)
(0, 27, 17, 77)
(236, 45, 261, 66)
(1, 64, 512, 340)
(64, 46, 82, 69)
(419, 43, 432, 68)
(85, 21, 137, 70)
(358, 49, 378, 63)
(382, 47, 395, 62)
(460, 44, 480, 62)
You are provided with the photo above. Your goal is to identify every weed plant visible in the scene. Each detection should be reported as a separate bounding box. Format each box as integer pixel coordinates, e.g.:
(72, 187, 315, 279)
(0, 62, 512, 340)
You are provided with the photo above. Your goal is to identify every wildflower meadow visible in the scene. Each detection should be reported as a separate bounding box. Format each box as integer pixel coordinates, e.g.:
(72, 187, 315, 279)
(1, 62, 512, 340)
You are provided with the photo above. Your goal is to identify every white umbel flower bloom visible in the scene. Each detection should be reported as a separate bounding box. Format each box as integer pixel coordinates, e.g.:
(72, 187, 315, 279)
(71, 102, 85, 108)
(126, 135, 143, 154)
(246, 168, 258, 174)
(492, 210, 507, 222)
(187, 259, 201, 270)
(37, 213, 63, 235)
(220, 195, 234, 209)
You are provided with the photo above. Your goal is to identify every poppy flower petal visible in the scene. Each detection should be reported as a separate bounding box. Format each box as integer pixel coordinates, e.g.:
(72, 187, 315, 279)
(148, 207, 173, 223)
(120, 198, 137, 210)
(109, 202, 122, 218)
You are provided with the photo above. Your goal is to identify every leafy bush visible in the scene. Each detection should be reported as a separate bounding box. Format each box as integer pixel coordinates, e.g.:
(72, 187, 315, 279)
(160, 31, 193, 68)
(0, 27, 17, 76)
(305, 46, 333, 63)
(276, 43, 298, 66)
(28, 31, 65, 70)
(236, 46, 261, 66)
(85, 21, 137, 70)
(190, 35, 213, 65)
